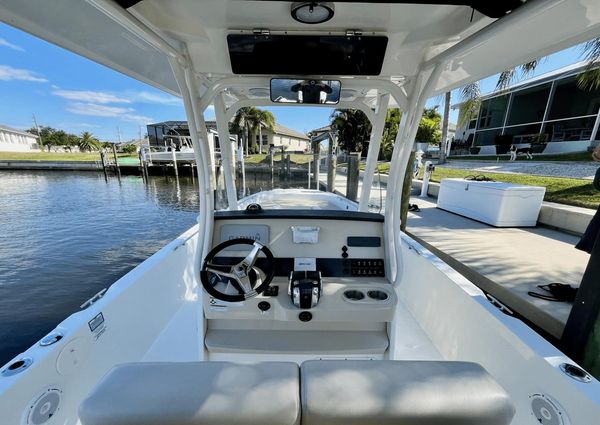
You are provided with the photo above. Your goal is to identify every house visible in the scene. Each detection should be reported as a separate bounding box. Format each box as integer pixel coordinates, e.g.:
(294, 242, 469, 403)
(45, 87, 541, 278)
(147, 120, 310, 153)
(453, 62, 600, 155)
(260, 123, 310, 152)
(0, 125, 40, 152)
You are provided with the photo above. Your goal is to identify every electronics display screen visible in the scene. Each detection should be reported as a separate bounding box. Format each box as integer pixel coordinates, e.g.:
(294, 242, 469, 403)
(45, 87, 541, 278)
(227, 34, 388, 76)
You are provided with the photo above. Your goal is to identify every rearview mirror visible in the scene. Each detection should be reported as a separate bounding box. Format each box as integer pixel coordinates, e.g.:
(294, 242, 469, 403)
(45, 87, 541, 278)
(270, 79, 341, 104)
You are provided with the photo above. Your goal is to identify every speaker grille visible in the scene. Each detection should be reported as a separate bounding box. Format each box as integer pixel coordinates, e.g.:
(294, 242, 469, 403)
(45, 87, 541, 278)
(25, 388, 62, 425)
(530, 394, 567, 425)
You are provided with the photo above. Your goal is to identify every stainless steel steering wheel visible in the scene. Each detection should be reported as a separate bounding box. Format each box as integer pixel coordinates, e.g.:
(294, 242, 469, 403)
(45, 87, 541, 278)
(200, 238, 275, 302)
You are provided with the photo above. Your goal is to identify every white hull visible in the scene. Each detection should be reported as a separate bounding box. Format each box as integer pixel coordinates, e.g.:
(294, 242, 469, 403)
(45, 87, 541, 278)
(1, 221, 598, 424)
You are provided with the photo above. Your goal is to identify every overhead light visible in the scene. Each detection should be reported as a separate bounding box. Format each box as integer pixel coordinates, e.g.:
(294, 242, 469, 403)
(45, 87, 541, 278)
(291, 2, 334, 25)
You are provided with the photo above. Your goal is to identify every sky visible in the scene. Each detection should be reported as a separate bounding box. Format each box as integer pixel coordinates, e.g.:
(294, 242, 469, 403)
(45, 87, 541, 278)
(0, 20, 590, 141)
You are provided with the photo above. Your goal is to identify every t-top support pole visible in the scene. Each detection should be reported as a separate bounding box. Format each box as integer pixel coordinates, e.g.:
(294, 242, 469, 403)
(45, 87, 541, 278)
(168, 56, 214, 267)
(214, 94, 239, 210)
(359, 93, 390, 211)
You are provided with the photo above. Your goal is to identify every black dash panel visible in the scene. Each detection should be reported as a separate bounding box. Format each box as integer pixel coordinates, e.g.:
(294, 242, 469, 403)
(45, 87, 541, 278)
(347, 237, 381, 247)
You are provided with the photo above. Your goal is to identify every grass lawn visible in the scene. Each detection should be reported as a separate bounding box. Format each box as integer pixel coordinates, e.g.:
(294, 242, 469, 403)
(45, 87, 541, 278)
(0, 151, 138, 162)
(449, 151, 594, 162)
(245, 153, 313, 165)
(419, 167, 600, 209)
(360, 160, 598, 208)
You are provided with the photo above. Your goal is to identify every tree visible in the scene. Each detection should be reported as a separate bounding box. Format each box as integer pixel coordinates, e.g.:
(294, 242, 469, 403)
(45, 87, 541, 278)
(28, 126, 55, 151)
(78, 131, 100, 152)
(252, 109, 275, 154)
(330, 109, 372, 155)
(416, 107, 442, 145)
(578, 38, 600, 90)
(232, 106, 261, 155)
(121, 144, 138, 154)
(380, 108, 402, 161)
(460, 37, 600, 125)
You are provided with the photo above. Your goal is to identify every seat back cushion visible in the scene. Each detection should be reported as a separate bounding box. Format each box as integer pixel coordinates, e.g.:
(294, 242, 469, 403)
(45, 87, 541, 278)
(300, 360, 515, 425)
(79, 361, 300, 425)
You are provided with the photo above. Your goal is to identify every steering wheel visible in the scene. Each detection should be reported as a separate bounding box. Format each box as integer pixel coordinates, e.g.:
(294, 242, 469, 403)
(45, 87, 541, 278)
(200, 238, 275, 302)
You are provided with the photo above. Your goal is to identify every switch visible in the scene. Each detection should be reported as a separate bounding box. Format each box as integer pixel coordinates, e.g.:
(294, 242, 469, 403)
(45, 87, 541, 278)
(263, 286, 279, 297)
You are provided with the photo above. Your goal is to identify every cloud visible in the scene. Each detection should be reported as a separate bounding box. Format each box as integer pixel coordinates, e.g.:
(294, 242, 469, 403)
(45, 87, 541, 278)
(52, 89, 131, 104)
(56, 122, 100, 129)
(0, 38, 24, 52)
(0, 65, 47, 82)
(67, 102, 152, 124)
(52, 87, 181, 107)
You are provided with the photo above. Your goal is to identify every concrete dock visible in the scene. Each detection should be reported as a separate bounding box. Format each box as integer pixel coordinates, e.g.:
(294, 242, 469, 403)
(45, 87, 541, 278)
(319, 169, 592, 340)
(407, 196, 589, 339)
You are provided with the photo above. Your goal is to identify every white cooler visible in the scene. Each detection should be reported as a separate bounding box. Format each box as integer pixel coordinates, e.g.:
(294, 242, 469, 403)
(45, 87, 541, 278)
(437, 178, 546, 227)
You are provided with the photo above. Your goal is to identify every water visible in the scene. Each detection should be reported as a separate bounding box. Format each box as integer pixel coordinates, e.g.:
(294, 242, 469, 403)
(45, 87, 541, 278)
(0, 169, 310, 366)
(0, 171, 199, 366)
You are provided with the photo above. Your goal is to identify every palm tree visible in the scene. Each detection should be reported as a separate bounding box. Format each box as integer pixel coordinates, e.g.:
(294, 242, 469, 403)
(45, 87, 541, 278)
(232, 106, 260, 155)
(330, 109, 372, 155)
(459, 37, 600, 125)
(252, 109, 276, 154)
(578, 38, 600, 90)
(78, 131, 100, 152)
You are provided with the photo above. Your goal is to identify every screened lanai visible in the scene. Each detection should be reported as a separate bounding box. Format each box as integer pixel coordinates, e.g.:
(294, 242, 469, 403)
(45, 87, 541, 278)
(455, 63, 600, 155)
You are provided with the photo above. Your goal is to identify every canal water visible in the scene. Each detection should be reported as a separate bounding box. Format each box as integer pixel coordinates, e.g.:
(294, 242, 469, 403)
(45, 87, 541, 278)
(0, 169, 308, 365)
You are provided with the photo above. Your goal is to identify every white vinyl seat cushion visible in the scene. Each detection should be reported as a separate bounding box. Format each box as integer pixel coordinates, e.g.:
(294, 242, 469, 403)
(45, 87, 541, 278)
(79, 361, 300, 425)
(300, 360, 515, 425)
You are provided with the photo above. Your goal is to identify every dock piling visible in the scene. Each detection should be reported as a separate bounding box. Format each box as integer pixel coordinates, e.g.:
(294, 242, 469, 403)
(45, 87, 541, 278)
(327, 137, 337, 192)
(346, 153, 360, 201)
(111, 143, 121, 179)
(171, 145, 179, 178)
(99, 150, 108, 181)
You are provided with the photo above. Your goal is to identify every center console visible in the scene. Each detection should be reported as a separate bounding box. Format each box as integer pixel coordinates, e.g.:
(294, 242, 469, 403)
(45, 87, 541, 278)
(204, 211, 395, 358)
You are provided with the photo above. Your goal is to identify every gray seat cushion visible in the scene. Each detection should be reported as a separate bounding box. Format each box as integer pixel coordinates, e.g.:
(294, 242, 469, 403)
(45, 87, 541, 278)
(79, 361, 300, 425)
(300, 360, 515, 425)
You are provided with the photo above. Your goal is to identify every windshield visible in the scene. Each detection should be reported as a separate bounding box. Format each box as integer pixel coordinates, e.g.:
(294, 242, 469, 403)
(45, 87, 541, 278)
(213, 106, 390, 214)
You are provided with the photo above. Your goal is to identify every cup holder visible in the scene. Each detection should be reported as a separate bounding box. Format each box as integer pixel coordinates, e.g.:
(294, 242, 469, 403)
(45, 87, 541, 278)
(343, 290, 365, 301)
(367, 290, 389, 301)
(1, 357, 33, 377)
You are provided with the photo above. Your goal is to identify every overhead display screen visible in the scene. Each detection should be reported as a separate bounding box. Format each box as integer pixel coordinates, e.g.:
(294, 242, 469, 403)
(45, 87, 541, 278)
(227, 34, 388, 76)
